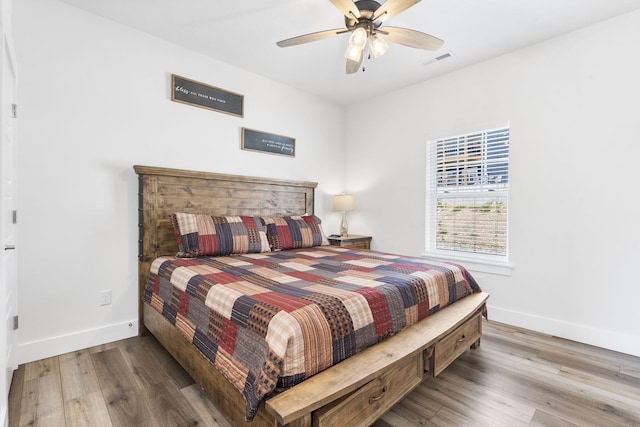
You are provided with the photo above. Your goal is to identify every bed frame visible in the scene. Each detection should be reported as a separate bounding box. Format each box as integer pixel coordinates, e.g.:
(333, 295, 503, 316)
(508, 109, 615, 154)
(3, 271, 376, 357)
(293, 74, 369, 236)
(135, 165, 489, 427)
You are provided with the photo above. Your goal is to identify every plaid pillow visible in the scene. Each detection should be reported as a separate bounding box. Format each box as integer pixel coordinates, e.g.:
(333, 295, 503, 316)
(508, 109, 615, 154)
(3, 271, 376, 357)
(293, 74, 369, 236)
(261, 215, 329, 251)
(170, 213, 270, 258)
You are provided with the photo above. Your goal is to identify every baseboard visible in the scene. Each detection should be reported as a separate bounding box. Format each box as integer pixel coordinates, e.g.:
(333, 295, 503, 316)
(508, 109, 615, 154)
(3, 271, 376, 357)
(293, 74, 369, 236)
(17, 319, 139, 365)
(488, 304, 640, 358)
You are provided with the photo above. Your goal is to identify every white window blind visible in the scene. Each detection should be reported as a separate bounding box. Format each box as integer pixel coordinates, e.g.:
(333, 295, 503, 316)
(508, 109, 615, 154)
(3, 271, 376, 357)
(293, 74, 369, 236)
(426, 127, 510, 257)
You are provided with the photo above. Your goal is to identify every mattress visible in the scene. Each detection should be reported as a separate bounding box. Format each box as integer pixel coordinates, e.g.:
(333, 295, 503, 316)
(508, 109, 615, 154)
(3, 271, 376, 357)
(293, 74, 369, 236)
(143, 245, 481, 420)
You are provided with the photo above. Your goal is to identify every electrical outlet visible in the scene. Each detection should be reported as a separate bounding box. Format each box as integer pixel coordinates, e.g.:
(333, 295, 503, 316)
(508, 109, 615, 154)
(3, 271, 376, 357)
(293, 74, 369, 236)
(100, 289, 112, 306)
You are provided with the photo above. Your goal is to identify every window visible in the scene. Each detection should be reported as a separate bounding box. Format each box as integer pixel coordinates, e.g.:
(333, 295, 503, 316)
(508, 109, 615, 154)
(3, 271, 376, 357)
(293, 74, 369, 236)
(426, 126, 510, 261)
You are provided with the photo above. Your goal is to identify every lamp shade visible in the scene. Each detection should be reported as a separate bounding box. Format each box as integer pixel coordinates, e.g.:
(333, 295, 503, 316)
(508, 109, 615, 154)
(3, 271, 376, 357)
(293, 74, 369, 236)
(333, 194, 354, 212)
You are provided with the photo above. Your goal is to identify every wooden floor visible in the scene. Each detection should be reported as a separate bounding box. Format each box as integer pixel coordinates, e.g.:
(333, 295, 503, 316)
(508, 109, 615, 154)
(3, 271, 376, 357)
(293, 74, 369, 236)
(9, 320, 640, 427)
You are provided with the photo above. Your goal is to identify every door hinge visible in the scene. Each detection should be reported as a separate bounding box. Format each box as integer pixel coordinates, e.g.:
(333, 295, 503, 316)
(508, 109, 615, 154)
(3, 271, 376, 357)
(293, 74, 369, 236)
(11, 104, 17, 118)
(12, 210, 17, 224)
(12, 315, 18, 330)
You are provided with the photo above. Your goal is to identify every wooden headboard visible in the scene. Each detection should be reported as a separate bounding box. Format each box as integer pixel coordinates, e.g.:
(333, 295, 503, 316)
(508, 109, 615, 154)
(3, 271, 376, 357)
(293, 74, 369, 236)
(134, 165, 318, 333)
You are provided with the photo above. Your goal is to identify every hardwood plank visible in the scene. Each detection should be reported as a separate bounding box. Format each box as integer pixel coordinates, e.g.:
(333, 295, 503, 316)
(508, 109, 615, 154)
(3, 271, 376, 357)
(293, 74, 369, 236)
(8, 364, 25, 427)
(90, 348, 138, 391)
(117, 337, 170, 389)
(411, 376, 525, 427)
(378, 390, 439, 425)
(402, 388, 442, 418)
(19, 374, 65, 427)
(530, 409, 582, 427)
(559, 365, 640, 402)
(87, 341, 119, 355)
(144, 380, 205, 427)
(430, 367, 536, 423)
(479, 332, 562, 375)
(370, 418, 395, 427)
(64, 391, 112, 427)
(24, 356, 59, 381)
(621, 363, 640, 380)
(139, 334, 194, 389)
(483, 335, 640, 424)
(524, 331, 640, 370)
(91, 348, 154, 427)
(180, 384, 233, 427)
(428, 406, 480, 427)
(538, 345, 624, 377)
(59, 350, 101, 401)
(463, 347, 637, 426)
(374, 408, 424, 427)
(101, 385, 154, 427)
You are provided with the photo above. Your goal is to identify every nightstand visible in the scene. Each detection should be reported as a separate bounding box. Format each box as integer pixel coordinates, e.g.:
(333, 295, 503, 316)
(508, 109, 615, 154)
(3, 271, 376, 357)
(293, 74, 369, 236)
(327, 235, 372, 250)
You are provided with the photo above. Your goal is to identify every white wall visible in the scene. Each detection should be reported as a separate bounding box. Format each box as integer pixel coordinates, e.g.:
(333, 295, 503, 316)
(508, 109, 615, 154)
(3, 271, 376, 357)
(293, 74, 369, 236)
(346, 10, 640, 356)
(14, 0, 347, 363)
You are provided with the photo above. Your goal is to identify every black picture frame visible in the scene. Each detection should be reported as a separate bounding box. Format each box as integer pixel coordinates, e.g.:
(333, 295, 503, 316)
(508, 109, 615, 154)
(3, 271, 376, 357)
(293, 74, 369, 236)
(171, 74, 244, 117)
(241, 127, 295, 158)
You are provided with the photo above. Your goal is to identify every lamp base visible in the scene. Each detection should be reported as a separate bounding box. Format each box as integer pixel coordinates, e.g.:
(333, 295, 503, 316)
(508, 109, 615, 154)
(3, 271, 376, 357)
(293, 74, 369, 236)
(340, 211, 348, 237)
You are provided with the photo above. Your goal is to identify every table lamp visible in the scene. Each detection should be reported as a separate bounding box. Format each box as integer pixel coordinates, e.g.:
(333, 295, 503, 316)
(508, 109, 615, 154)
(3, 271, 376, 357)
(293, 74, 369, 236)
(332, 194, 354, 237)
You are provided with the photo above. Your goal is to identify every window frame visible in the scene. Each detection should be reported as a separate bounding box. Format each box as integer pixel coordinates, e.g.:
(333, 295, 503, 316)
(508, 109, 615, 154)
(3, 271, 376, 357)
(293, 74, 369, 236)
(424, 125, 512, 275)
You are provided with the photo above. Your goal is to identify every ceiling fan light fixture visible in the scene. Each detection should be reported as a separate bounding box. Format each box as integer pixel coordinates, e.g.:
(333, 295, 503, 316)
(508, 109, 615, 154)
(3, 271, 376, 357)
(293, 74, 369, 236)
(276, 0, 444, 75)
(348, 27, 367, 49)
(345, 44, 364, 62)
(369, 34, 389, 58)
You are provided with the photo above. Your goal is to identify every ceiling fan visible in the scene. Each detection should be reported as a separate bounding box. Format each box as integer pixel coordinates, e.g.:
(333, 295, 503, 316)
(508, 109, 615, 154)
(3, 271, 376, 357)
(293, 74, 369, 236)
(276, 0, 444, 74)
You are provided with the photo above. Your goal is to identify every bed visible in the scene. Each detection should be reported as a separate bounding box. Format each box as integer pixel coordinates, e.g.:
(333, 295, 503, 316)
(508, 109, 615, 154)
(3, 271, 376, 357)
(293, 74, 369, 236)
(135, 165, 489, 427)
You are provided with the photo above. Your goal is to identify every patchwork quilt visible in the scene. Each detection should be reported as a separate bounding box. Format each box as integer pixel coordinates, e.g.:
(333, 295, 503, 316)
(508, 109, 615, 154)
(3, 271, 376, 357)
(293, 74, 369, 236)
(143, 246, 481, 420)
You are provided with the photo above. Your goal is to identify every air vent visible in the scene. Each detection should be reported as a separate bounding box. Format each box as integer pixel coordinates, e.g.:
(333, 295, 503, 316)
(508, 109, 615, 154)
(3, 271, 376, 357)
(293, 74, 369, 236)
(422, 51, 453, 67)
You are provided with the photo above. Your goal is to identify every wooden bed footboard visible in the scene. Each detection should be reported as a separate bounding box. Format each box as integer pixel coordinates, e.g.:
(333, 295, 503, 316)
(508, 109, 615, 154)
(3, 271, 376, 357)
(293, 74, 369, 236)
(145, 292, 488, 426)
(134, 165, 489, 426)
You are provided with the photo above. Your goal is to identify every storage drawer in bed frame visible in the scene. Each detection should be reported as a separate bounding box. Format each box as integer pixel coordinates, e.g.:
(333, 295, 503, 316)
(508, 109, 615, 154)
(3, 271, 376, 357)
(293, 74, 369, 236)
(313, 351, 424, 426)
(433, 310, 483, 376)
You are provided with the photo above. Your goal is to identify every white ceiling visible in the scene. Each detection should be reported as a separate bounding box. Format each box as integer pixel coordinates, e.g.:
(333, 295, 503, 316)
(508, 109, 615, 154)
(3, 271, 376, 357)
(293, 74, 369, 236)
(56, 0, 640, 105)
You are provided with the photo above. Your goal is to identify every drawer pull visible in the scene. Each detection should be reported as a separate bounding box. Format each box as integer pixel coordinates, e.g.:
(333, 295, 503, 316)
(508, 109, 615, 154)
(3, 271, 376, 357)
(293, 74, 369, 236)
(369, 386, 388, 404)
(457, 334, 466, 343)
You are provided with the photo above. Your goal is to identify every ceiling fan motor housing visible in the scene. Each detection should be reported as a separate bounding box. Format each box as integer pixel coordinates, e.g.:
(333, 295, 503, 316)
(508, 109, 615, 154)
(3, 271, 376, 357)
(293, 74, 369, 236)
(345, 0, 384, 32)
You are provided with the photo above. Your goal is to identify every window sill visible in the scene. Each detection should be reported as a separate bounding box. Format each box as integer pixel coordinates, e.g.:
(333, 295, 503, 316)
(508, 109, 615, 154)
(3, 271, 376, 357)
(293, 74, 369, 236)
(421, 251, 513, 276)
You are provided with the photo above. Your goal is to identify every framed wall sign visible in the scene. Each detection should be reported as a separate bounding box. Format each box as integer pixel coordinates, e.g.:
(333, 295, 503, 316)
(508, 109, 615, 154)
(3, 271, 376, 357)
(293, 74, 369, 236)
(241, 127, 295, 157)
(171, 74, 244, 117)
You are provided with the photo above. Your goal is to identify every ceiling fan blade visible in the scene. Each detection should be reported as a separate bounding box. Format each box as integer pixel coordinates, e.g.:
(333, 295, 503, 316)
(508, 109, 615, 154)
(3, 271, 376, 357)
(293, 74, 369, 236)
(330, 0, 361, 20)
(380, 26, 444, 50)
(373, 0, 420, 23)
(277, 29, 345, 47)
(346, 52, 364, 74)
